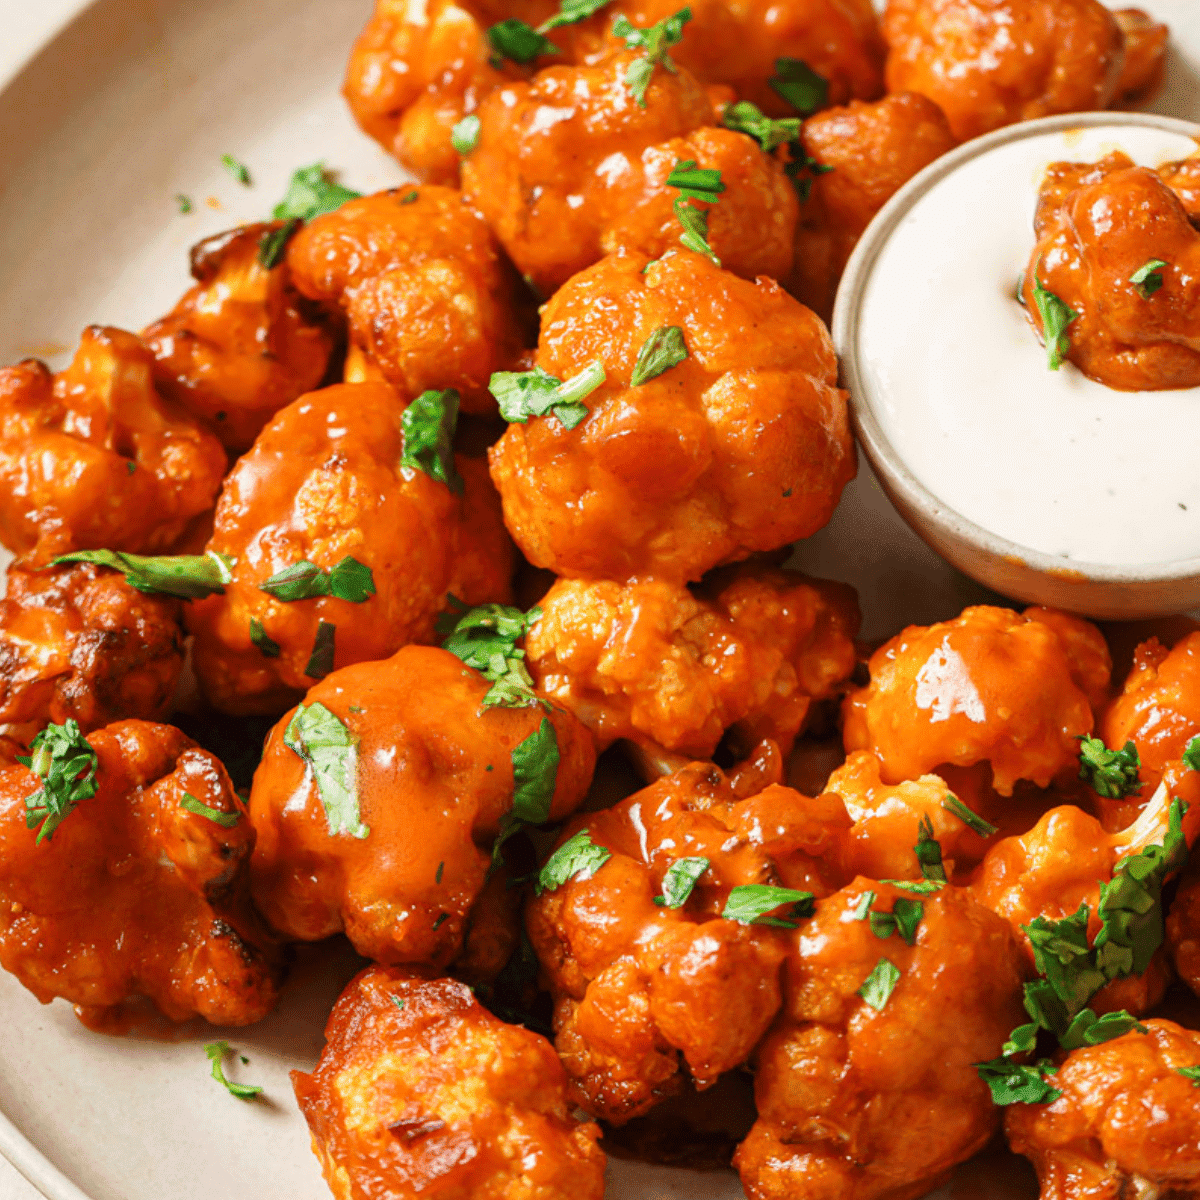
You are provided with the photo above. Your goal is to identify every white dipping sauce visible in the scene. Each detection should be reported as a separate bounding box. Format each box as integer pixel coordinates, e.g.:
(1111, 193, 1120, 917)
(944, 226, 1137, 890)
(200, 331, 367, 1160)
(855, 124, 1200, 568)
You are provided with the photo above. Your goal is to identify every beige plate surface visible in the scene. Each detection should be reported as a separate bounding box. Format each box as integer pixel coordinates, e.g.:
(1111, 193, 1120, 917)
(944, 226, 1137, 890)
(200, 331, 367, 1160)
(0, 1, 1197, 1198)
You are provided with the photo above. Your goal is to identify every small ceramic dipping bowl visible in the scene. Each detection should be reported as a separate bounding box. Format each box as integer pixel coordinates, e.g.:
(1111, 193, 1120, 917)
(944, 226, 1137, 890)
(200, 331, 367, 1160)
(833, 110, 1200, 621)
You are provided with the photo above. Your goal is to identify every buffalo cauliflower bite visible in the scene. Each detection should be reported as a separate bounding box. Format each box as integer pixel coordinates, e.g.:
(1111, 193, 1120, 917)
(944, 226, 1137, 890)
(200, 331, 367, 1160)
(734, 879, 1028, 1200)
(488, 250, 855, 584)
(526, 762, 849, 1124)
(460, 54, 798, 294)
(0, 562, 183, 735)
(285, 188, 523, 413)
(524, 566, 858, 758)
(881, 0, 1125, 143)
(186, 382, 513, 716)
(248, 644, 595, 967)
(1112, 9, 1170, 109)
(292, 965, 606, 1200)
(789, 92, 956, 321)
(1022, 155, 1200, 392)
(0, 719, 281, 1027)
(142, 223, 337, 453)
(1168, 862, 1200, 1000)
(1005, 1019, 1200, 1200)
(843, 605, 1110, 796)
(0, 327, 227, 564)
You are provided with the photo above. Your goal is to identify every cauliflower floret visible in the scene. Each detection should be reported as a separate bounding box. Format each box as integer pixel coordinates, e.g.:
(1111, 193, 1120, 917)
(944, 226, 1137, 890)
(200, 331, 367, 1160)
(248, 644, 595, 968)
(1167, 861, 1200, 1000)
(789, 92, 956, 321)
(0, 719, 282, 1028)
(734, 879, 1028, 1200)
(526, 762, 848, 1124)
(186, 382, 514, 715)
(1112, 9, 1170, 109)
(843, 605, 1110, 796)
(0, 327, 226, 564)
(460, 54, 798, 295)
(1005, 1019, 1200, 1200)
(488, 249, 855, 584)
(142, 223, 337, 453)
(292, 965, 606, 1200)
(525, 566, 858, 758)
(285, 188, 524, 413)
(0, 562, 183, 735)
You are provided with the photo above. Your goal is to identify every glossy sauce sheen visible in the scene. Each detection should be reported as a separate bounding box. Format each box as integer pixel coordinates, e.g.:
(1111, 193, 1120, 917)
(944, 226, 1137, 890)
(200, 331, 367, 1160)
(856, 124, 1200, 567)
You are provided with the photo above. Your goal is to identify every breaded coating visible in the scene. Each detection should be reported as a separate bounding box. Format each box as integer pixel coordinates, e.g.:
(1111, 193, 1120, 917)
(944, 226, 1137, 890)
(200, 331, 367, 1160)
(186, 382, 513, 715)
(1112, 9, 1170, 109)
(248, 645, 595, 967)
(0, 563, 183, 734)
(0, 327, 226, 564)
(293, 965, 606, 1200)
(286, 188, 523, 412)
(843, 605, 1110, 796)
(142, 223, 337, 453)
(790, 92, 956, 321)
(734, 879, 1028, 1200)
(1005, 1020, 1200, 1200)
(0, 719, 281, 1027)
(1022, 155, 1200, 391)
(461, 55, 798, 294)
(525, 566, 858, 757)
(882, 0, 1125, 143)
(526, 763, 848, 1124)
(488, 250, 855, 584)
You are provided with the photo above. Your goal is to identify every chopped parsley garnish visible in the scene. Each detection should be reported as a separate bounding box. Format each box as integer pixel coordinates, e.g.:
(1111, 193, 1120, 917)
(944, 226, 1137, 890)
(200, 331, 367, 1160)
(1031, 262, 1078, 371)
(850, 890, 876, 920)
(452, 114, 481, 155)
(536, 829, 612, 895)
(180, 792, 240, 828)
(868, 897, 924, 946)
(249, 617, 281, 658)
(665, 160, 725, 204)
(654, 856, 710, 907)
(674, 198, 719, 264)
(391, 995, 406, 1011)
(494, 718, 561, 864)
(1130, 258, 1168, 299)
(400, 189, 419, 204)
(721, 100, 801, 153)
(259, 557, 375, 604)
(489, 360, 605, 430)
(486, 18, 559, 63)
(18, 720, 98, 844)
(857, 957, 901, 1010)
(205, 1042, 262, 1099)
(175, 194, 194, 214)
(1178, 1065, 1200, 1085)
(784, 147, 834, 203)
(914, 815, 948, 884)
(257, 220, 300, 269)
(976, 1057, 1061, 1106)
(433, 912, 449, 930)
(630, 326, 688, 386)
(1185, 736, 1200, 773)
(612, 7, 691, 107)
(879, 878, 943, 895)
(1059, 1008, 1146, 1051)
(220, 154, 251, 185)
(52, 549, 235, 600)
(942, 794, 998, 838)
(272, 162, 361, 222)
(538, 0, 612, 31)
(400, 388, 464, 494)
(1078, 735, 1142, 799)
(769, 57, 828, 114)
(721, 884, 815, 928)
(437, 598, 546, 709)
(304, 621, 337, 679)
(284, 701, 368, 839)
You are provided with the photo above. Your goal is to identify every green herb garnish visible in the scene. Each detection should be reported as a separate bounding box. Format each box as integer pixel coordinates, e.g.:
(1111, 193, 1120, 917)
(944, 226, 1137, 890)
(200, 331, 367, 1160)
(536, 829, 612, 895)
(975, 1057, 1062, 1106)
(1178, 1065, 1200, 1085)
(538, 0, 612, 31)
(400, 388, 464, 494)
(489, 360, 605, 430)
(858, 957, 901, 1010)
(674, 198, 719, 264)
(205, 1042, 262, 1099)
(452, 114, 481, 155)
(220, 155, 251, 186)
(249, 617, 281, 658)
(494, 718, 561, 864)
(942, 794, 998, 838)
(914, 815, 948, 884)
(18, 720, 98, 844)
(612, 7, 691, 107)
(1184, 735, 1200, 773)
(721, 884, 815, 928)
(630, 326, 688, 386)
(486, 18, 559, 62)
(284, 701, 367, 838)
(304, 621, 337, 679)
(272, 162, 361, 222)
(175, 194, 194, 215)
(721, 100, 801, 153)
(257, 220, 301, 269)
(1031, 261, 1078, 371)
(769, 57, 827, 114)
(665, 159, 725, 204)
(653, 856, 710, 908)
(1130, 258, 1168, 299)
(1078, 735, 1142, 799)
(437, 598, 545, 709)
(868, 897, 924, 946)
(259, 557, 375, 604)
(180, 792, 240, 828)
(51, 549, 235, 600)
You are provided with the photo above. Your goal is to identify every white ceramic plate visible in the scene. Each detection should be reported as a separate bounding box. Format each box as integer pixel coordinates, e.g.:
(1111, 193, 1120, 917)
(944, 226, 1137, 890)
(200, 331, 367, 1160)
(0, 2, 1197, 1198)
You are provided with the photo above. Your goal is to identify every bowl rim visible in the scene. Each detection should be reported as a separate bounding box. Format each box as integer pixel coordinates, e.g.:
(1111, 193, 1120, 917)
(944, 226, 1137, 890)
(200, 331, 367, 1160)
(831, 108, 1200, 587)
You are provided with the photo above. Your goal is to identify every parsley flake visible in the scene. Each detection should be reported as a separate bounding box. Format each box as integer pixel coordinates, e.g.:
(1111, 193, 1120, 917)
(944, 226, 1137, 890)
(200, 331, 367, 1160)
(259, 557, 375, 604)
(783, 146, 834, 203)
(942, 794, 998, 838)
(631, 326, 688, 386)
(975, 1057, 1062, 1106)
(494, 718, 561, 865)
(487, 18, 559, 63)
(653, 856, 710, 907)
(391, 995, 406, 1011)
(536, 829, 612, 895)
(769, 57, 828, 114)
(914, 815, 948, 884)
(1059, 1008, 1146, 1051)
(400, 189, 419, 204)
(175, 193, 194, 214)
(1130, 258, 1168, 299)
(437, 598, 546, 709)
(1031, 261, 1078, 371)
(850, 890, 876, 920)
(674, 197, 720, 264)
(52, 549, 235, 600)
(868, 897, 924, 946)
(257, 219, 301, 270)
(721, 100, 801, 153)
(180, 792, 240, 828)
(205, 1041, 262, 1099)
(489, 360, 605, 430)
(452, 114, 481, 155)
(1078, 735, 1142, 799)
(305, 621, 337, 679)
(858, 957, 901, 1010)
(879, 878, 943, 895)
(1177, 1065, 1200, 1086)
(272, 162, 361, 222)
(538, 0, 612, 30)
(400, 388, 464, 494)
(1185, 736, 1200, 773)
(665, 159, 725, 204)
(612, 8, 692, 107)
(220, 154, 252, 186)
(18, 720, 98, 844)
(721, 884, 815, 928)
(284, 701, 368, 839)
(249, 617, 281, 658)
